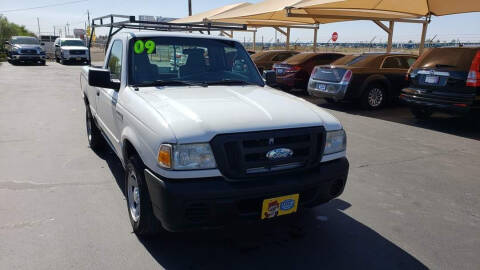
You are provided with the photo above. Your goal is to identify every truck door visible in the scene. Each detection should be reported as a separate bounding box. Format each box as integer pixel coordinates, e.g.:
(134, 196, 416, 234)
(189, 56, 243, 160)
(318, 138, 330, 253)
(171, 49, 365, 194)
(96, 39, 123, 152)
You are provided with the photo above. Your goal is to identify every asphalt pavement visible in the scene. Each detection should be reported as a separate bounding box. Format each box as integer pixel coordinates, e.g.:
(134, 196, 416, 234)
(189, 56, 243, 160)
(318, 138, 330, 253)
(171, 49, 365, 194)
(0, 61, 479, 270)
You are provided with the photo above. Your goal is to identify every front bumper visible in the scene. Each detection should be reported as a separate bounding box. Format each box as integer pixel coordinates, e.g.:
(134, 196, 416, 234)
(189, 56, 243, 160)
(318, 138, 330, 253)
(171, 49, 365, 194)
(63, 55, 89, 62)
(307, 79, 349, 100)
(144, 157, 349, 232)
(12, 54, 46, 61)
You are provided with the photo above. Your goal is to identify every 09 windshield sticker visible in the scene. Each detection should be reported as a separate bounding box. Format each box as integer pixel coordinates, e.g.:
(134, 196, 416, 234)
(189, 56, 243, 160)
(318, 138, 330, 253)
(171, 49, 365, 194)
(134, 40, 155, 54)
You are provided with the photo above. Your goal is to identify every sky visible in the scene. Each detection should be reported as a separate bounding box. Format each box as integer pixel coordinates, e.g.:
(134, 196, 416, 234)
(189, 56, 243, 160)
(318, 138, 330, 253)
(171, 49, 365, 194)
(1, 0, 480, 43)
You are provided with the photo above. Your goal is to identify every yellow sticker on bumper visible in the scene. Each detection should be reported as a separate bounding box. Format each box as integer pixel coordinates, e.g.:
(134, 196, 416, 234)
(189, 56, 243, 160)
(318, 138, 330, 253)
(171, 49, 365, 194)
(261, 194, 299, 220)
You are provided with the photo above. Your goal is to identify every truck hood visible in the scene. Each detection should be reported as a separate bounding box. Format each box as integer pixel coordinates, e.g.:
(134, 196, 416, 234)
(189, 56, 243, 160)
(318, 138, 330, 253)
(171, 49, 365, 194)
(62, 46, 88, 50)
(14, 44, 42, 50)
(136, 85, 342, 143)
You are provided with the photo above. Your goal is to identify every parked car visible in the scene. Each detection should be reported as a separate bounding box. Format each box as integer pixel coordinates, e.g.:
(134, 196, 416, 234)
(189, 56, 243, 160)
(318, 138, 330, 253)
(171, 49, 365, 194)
(54, 38, 90, 64)
(82, 31, 349, 236)
(400, 47, 480, 118)
(4, 36, 46, 65)
(274, 53, 345, 91)
(308, 53, 417, 109)
(251, 50, 299, 73)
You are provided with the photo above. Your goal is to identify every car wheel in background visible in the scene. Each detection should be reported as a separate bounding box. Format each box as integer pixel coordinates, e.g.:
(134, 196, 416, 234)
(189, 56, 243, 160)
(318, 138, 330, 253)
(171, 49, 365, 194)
(125, 155, 163, 237)
(361, 84, 387, 110)
(324, 98, 337, 104)
(410, 107, 433, 119)
(40, 60, 46, 65)
(85, 106, 105, 151)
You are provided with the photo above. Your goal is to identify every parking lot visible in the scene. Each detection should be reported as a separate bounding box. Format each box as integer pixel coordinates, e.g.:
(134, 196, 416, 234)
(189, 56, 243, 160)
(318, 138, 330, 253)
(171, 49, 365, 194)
(1, 61, 479, 269)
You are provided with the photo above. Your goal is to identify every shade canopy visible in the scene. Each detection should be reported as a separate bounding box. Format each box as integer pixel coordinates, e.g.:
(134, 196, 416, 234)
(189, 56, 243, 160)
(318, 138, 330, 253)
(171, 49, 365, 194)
(210, 0, 346, 25)
(172, 2, 252, 24)
(292, 0, 480, 17)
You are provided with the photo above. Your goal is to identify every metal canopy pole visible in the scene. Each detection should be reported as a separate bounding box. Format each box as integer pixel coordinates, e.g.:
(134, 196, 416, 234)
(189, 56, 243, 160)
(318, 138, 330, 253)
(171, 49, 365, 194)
(286, 27, 291, 49)
(313, 27, 318, 52)
(253, 29, 256, 51)
(419, 21, 428, 55)
(387, 21, 394, 53)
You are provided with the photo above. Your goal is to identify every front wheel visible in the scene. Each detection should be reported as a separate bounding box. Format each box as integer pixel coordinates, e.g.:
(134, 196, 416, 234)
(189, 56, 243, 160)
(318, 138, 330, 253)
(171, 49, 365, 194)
(361, 84, 387, 110)
(125, 156, 163, 237)
(410, 107, 433, 119)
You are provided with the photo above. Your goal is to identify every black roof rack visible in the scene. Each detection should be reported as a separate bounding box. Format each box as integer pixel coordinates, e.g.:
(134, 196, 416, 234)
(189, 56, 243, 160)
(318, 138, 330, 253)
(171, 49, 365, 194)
(88, 14, 247, 55)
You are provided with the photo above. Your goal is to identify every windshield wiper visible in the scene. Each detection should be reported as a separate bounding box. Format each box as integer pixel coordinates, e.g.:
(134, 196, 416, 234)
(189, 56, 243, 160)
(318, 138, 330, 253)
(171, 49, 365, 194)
(204, 79, 255, 86)
(133, 80, 207, 87)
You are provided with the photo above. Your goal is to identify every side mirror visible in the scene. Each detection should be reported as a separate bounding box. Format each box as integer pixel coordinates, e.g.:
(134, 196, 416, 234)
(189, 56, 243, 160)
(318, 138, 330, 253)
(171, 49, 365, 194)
(4, 41, 9, 45)
(55, 44, 59, 47)
(88, 68, 120, 91)
(264, 70, 276, 87)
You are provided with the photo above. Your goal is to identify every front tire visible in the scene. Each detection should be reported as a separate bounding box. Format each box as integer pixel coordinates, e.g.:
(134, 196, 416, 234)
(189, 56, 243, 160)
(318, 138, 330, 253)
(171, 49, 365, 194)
(125, 156, 163, 237)
(85, 106, 105, 151)
(411, 107, 433, 119)
(361, 84, 387, 110)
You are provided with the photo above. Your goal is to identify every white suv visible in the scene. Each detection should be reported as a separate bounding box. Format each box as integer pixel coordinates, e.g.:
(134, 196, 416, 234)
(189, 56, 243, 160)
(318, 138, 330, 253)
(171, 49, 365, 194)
(54, 38, 89, 64)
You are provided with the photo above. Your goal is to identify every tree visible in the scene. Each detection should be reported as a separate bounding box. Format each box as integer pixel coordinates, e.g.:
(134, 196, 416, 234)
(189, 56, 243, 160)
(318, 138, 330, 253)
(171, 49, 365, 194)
(0, 16, 35, 50)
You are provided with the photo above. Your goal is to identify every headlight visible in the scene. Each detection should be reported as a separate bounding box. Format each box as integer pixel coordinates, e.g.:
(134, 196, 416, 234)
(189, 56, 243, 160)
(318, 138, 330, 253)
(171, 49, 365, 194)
(324, 129, 346, 155)
(158, 143, 216, 170)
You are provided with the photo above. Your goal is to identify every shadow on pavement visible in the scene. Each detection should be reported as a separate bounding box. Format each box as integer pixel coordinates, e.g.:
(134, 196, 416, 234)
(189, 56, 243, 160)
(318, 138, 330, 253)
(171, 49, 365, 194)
(290, 90, 480, 141)
(94, 147, 427, 270)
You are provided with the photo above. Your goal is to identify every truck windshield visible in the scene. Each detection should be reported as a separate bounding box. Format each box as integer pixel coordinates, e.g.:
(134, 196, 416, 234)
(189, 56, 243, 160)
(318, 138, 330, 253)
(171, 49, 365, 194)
(11, 37, 40, 45)
(61, 40, 85, 46)
(129, 37, 264, 87)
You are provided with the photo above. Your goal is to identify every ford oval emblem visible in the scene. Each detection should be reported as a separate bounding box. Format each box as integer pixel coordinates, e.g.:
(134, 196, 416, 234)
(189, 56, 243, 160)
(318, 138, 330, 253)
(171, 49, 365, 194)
(266, 148, 293, 160)
(280, 199, 295, 211)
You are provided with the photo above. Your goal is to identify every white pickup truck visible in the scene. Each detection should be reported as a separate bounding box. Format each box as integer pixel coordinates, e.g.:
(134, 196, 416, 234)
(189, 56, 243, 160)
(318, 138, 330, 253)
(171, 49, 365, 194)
(80, 31, 349, 236)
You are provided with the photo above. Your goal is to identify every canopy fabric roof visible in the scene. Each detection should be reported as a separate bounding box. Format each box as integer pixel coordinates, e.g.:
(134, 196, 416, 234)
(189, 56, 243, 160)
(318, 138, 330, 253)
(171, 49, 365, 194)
(210, 0, 345, 25)
(292, 0, 480, 17)
(171, 2, 252, 24)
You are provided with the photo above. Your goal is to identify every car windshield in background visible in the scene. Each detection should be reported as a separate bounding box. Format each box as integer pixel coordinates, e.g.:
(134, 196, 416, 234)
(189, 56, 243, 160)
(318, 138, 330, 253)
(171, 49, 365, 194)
(130, 37, 264, 87)
(61, 40, 85, 46)
(332, 55, 370, 66)
(283, 53, 316, 64)
(413, 48, 478, 70)
(11, 37, 40, 45)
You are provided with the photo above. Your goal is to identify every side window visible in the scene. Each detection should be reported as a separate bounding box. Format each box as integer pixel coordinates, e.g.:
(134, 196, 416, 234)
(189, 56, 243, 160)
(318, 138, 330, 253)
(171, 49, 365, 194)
(404, 57, 417, 68)
(107, 40, 123, 81)
(382, 57, 403, 69)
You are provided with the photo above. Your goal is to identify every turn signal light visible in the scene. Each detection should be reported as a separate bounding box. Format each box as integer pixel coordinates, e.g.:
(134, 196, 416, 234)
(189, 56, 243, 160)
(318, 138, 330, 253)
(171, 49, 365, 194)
(158, 144, 172, 169)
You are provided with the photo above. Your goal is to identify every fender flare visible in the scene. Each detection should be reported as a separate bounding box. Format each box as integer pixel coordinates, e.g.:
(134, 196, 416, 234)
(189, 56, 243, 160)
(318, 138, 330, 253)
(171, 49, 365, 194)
(359, 74, 392, 99)
(120, 126, 148, 168)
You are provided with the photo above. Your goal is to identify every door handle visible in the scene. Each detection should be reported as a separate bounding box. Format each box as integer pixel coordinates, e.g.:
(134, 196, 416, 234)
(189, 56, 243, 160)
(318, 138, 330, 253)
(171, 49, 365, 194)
(96, 90, 100, 96)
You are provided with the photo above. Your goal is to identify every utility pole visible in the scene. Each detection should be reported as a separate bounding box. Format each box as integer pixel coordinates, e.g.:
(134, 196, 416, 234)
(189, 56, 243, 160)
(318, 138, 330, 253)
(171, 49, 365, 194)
(64, 26, 67, 37)
(37, 18, 41, 38)
(53, 26, 56, 36)
(188, 0, 192, 16)
(87, 10, 90, 27)
(66, 23, 70, 37)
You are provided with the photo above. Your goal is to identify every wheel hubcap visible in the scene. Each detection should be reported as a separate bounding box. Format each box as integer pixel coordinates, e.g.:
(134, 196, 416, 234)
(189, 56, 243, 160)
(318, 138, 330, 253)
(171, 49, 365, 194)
(368, 88, 383, 107)
(127, 169, 141, 222)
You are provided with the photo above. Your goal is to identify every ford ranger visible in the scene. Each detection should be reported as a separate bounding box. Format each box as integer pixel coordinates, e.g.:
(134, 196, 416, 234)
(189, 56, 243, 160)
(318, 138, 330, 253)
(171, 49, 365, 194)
(80, 31, 349, 236)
